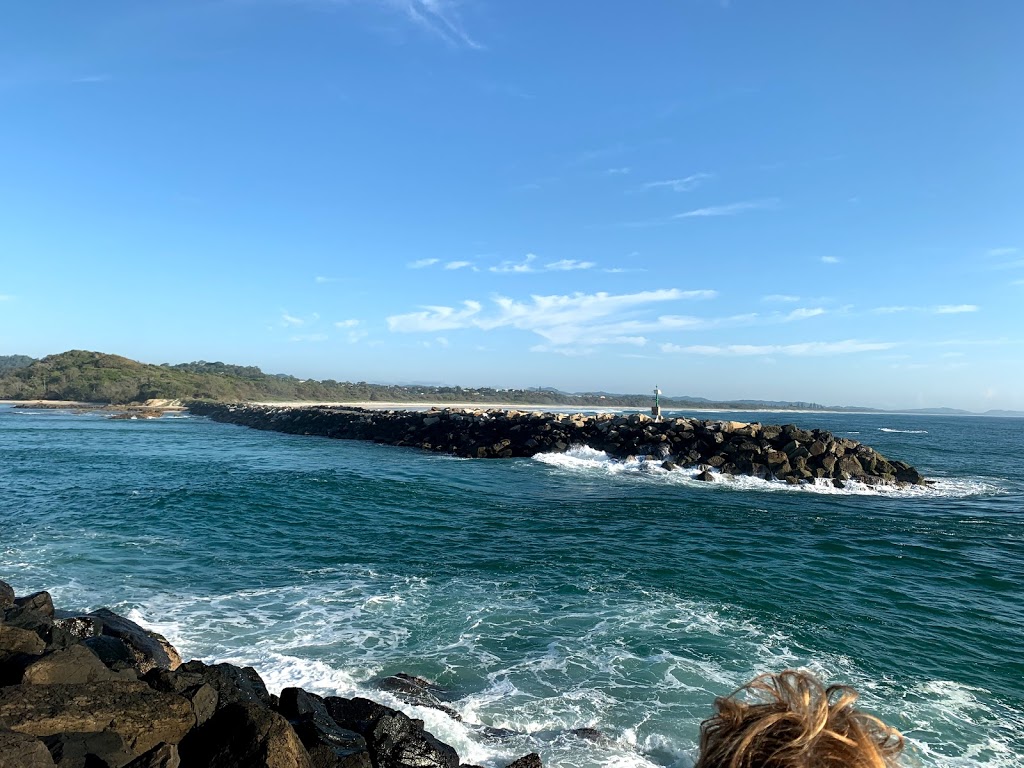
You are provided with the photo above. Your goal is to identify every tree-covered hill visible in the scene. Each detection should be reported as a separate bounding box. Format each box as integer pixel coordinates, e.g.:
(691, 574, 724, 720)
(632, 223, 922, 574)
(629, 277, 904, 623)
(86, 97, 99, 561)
(0, 354, 35, 373)
(0, 349, 840, 410)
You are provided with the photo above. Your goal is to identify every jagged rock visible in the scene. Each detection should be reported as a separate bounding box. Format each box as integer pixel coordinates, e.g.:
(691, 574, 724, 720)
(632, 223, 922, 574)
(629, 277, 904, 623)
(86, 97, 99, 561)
(1, 623, 47, 660)
(0, 729, 56, 768)
(0, 682, 195, 763)
(123, 743, 180, 768)
(87, 610, 180, 673)
(325, 696, 459, 768)
(83, 637, 138, 676)
(178, 702, 311, 768)
(16, 592, 56, 618)
(41, 729, 130, 768)
(695, 470, 714, 482)
(3, 604, 54, 642)
(143, 669, 219, 727)
(375, 673, 461, 721)
(174, 660, 272, 712)
(504, 754, 542, 768)
(279, 688, 370, 768)
(53, 618, 102, 643)
(0, 580, 15, 610)
(21, 645, 125, 685)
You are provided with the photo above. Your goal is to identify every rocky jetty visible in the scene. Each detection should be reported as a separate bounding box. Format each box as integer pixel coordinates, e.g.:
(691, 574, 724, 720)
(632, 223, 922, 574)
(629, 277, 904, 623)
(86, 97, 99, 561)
(0, 579, 542, 768)
(187, 403, 928, 487)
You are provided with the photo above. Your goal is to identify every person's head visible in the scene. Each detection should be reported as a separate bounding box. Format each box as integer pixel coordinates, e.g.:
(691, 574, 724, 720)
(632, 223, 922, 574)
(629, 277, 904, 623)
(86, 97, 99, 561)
(695, 669, 904, 768)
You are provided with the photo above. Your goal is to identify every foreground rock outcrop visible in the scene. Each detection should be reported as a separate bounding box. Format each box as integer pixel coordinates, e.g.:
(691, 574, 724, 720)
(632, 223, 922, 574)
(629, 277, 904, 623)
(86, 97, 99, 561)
(0, 580, 542, 768)
(186, 403, 928, 487)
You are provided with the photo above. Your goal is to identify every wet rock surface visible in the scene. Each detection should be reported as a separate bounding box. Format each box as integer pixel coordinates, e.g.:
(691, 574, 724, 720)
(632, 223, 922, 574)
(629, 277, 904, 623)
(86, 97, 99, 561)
(0, 579, 546, 768)
(187, 403, 928, 487)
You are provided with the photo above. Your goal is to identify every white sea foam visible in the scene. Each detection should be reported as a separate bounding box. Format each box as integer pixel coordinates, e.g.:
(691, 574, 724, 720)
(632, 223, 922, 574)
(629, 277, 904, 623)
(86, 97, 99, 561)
(532, 446, 1003, 498)
(879, 427, 929, 434)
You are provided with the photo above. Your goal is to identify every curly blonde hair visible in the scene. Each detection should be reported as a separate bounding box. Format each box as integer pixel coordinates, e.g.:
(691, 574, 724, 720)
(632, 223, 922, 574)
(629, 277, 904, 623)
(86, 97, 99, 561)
(695, 670, 904, 768)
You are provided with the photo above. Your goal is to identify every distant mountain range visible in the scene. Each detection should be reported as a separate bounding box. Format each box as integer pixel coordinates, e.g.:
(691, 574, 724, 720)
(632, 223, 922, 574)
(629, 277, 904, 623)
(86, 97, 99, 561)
(0, 351, 1021, 416)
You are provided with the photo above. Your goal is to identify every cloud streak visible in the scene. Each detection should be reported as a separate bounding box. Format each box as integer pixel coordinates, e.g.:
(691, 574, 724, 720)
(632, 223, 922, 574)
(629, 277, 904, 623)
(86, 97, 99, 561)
(674, 198, 779, 218)
(387, 288, 717, 348)
(661, 340, 899, 356)
(489, 254, 597, 273)
(641, 173, 713, 193)
(871, 304, 980, 315)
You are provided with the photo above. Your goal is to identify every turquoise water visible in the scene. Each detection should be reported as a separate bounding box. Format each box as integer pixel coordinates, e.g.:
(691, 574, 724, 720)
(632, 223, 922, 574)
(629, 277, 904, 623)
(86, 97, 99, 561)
(1, 404, 1021, 767)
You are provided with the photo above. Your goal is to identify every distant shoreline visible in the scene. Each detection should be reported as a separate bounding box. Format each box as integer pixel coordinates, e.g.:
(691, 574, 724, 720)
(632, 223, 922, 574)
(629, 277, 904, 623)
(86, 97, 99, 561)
(2, 399, 1020, 418)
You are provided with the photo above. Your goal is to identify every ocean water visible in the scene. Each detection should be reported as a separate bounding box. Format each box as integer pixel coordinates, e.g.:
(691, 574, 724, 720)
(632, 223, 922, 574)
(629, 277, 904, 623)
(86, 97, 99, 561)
(1, 404, 1021, 767)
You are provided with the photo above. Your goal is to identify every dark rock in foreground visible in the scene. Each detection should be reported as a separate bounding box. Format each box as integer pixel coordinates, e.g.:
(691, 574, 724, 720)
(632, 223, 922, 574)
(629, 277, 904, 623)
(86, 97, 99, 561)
(0, 579, 545, 768)
(186, 403, 928, 487)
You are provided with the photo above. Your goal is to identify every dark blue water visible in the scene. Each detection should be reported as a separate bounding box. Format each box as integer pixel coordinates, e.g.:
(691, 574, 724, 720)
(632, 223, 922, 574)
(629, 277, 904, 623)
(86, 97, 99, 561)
(1, 405, 1021, 767)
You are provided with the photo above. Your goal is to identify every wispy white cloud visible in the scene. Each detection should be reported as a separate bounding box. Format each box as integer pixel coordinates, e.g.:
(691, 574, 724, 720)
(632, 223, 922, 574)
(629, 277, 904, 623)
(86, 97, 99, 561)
(381, 0, 482, 49)
(388, 300, 483, 332)
(763, 294, 800, 303)
(661, 339, 899, 356)
(408, 258, 440, 269)
(603, 267, 647, 274)
(545, 259, 595, 271)
(785, 307, 826, 320)
(334, 319, 360, 328)
(387, 288, 714, 348)
(444, 260, 473, 270)
(871, 304, 979, 315)
(642, 173, 713, 193)
(605, 167, 631, 175)
(674, 198, 779, 218)
(490, 254, 537, 273)
(821, 256, 841, 264)
(281, 312, 305, 327)
(488, 254, 597, 273)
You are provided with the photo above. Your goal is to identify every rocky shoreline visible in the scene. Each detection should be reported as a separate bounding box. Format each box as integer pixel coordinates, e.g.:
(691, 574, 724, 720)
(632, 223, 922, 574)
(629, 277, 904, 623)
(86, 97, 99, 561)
(0, 579, 543, 768)
(186, 402, 928, 487)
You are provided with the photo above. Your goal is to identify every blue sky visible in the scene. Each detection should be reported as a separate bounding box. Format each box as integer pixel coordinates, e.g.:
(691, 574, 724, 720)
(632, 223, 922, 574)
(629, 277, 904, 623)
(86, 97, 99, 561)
(1, 1, 1022, 410)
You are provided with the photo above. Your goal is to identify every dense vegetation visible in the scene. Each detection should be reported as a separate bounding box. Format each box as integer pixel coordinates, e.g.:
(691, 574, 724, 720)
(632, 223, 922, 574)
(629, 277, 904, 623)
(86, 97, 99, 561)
(0, 354, 35, 373)
(0, 350, 835, 410)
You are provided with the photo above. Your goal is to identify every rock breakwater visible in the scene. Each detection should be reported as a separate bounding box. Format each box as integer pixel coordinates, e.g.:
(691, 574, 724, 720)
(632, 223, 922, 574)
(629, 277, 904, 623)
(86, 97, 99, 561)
(186, 403, 927, 487)
(0, 579, 542, 768)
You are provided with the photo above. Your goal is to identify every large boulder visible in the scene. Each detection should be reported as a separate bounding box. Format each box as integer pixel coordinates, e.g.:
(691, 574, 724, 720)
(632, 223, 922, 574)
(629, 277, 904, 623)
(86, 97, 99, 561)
(15, 592, 56, 618)
(123, 744, 180, 768)
(279, 688, 370, 768)
(0, 729, 56, 768)
(40, 729, 132, 768)
(143, 669, 219, 727)
(174, 660, 273, 712)
(0, 681, 195, 762)
(325, 697, 458, 768)
(178, 702, 312, 768)
(87, 610, 181, 673)
(21, 645, 125, 685)
(0, 580, 15, 610)
(0, 623, 47, 660)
